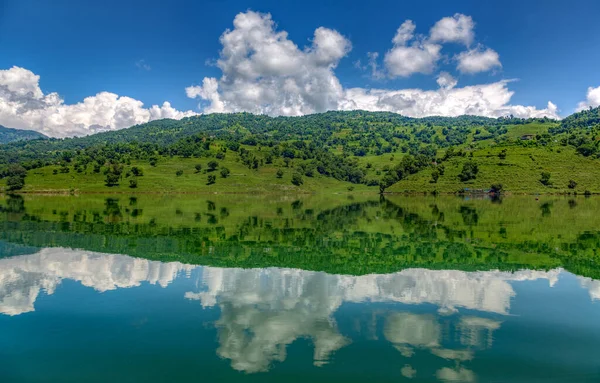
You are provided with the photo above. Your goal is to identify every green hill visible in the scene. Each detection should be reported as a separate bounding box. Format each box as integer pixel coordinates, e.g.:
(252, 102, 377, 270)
(0, 125, 47, 145)
(1, 108, 600, 194)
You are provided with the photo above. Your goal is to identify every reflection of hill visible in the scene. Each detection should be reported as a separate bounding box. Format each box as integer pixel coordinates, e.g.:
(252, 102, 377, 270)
(1, 196, 600, 278)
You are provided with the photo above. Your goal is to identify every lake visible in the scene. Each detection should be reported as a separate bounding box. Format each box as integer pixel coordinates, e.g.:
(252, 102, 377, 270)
(1, 194, 600, 382)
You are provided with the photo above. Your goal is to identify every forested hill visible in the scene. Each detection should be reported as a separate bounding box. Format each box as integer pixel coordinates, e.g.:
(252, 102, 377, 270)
(0, 110, 550, 164)
(2, 107, 600, 194)
(0, 125, 47, 145)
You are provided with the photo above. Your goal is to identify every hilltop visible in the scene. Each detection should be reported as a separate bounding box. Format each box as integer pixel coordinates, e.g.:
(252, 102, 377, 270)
(0, 125, 47, 145)
(1, 108, 600, 194)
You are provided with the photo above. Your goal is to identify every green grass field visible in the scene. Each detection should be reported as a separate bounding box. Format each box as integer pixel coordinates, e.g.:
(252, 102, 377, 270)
(388, 145, 600, 194)
(19, 156, 377, 194)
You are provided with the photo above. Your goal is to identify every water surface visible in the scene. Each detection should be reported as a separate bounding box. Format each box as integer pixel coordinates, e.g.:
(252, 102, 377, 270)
(1, 194, 599, 382)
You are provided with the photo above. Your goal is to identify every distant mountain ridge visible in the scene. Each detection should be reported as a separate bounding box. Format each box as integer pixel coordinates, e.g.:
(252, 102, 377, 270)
(0, 125, 47, 144)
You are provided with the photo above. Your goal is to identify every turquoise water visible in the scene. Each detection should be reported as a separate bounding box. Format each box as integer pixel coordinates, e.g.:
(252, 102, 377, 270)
(1, 248, 600, 382)
(2, 194, 600, 382)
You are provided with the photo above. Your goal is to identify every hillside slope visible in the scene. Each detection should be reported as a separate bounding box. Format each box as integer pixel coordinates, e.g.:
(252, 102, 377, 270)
(0, 125, 47, 144)
(1, 108, 600, 194)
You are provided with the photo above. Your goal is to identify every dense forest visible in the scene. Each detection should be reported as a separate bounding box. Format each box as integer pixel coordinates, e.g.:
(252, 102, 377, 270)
(0, 125, 47, 145)
(1, 107, 599, 194)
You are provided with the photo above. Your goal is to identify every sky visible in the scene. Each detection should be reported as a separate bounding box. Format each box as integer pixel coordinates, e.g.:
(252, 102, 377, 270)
(1, 0, 600, 137)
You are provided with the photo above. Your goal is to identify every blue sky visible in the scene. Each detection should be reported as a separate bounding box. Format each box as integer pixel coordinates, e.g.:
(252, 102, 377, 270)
(1, 0, 599, 137)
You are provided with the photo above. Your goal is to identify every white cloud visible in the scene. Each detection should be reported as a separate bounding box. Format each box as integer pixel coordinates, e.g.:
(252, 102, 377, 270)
(188, 11, 558, 120)
(429, 13, 475, 46)
(0, 66, 196, 137)
(436, 72, 458, 90)
(384, 41, 442, 77)
(340, 81, 559, 119)
(392, 20, 416, 46)
(135, 59, 151, 71)
(576, 85, 600, 111)
(456, 46, 502, 74)
(185, 11, 349, 116)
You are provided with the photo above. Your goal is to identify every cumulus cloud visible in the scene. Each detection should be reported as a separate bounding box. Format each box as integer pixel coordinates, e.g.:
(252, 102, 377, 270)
(185, 11, 350, 116)
(456, 46, 502, 74)
(0, 66, 196, 137)
(429, 13, 475, 46)
(392, 20, 416, 46)
(384, 41, 442, 77)
(576, 85, 600, 111)
(188, 11, 558, 120)
(436, 72, 458, 90)
(340, 81, 559, 119)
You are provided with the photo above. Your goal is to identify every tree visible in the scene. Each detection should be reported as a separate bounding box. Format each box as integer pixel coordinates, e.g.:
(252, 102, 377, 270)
(291, 173, 303, 186)
(220, 167, 230, 178)
(276, 169, 284, 178)
(105, 172, 120, 186)
(129, 178, 138, 188)
(490, 183, 503, 194)
(540, 172, 552, 186)
(207, 174, 216, 184)
(104, 163, 123, 186)
(176, 169, 183, 176)
(498, 149, 507, 159)
(131, 166, 143, 176)
(568, 179, 577, 189)
(208, 160, 219, 171)
(458, 161, 479, 182)
(430, 169, 440, 183)
(216, 152, 225, 160)
(194, 164, 202, 173)
(6, 176, 24, 191)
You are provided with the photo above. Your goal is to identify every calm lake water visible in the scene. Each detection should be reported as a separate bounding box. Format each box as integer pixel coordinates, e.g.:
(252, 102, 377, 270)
(1, 194, 600, 382)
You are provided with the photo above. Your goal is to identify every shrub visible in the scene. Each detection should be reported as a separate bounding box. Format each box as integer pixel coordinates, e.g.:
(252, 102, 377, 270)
(131, 167, 143, 177)
(430, 169, 440, 183)
(216, 152, 225, 160)
(291, 173, 304, 186)
(490, 184, 503, 194)
(276, 169, 284, 178)
(6, 176, 24, 191)
(220, 167, 230, 178)
(540, 172, 552, 186)
(207, 174, 216, 184)
(568, 180, 577, 189)
(458, 161, 479, 182)
(129, 178, 138, 188)
(195, 164, 202, 173)
(208, 161, 219, 171)
(176, 169, 183, 176)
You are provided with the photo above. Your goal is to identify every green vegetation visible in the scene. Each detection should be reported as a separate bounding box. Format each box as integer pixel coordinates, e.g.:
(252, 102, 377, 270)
(0, 125, 47, 145)
(1, 194, 600, 279)
(1, 108, 600, 194)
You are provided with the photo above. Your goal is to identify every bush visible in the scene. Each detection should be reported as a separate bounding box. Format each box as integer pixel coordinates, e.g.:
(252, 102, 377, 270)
(276, 169, 284, 178)
(498, 149, 507, 159)
(215, 152, 225, 160)
(194, 164, 202, 173)
(291, 173, 304, 186)
(540, 172, 552, 186)
(220, 167, 230, 178)
(568, 180, 577, 189)
(176, 169, 183, 177)
(458, 161, 479, 182)
(490, 183, 503, 194)
(131, 167, 143, 177)
(207, 174, 216, 184)
(208, 161, 219, 171)
(6, 176, 24, 191)
(430, 169, 440, 183)
(129, 178, 138, 188)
